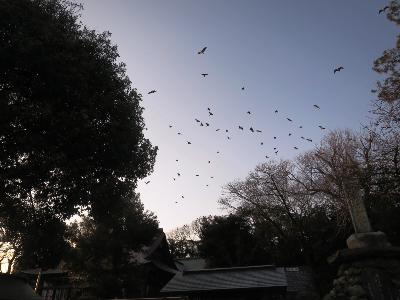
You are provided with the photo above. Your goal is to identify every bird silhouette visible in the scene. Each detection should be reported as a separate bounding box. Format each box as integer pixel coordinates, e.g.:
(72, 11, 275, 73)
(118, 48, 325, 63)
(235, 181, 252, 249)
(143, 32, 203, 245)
(299, 126, 303, 129)
(379, 6, 389, 14)
(201, 73, 208, 77)
(200, 122, 204, 126)
(181, 195, 184, 198)
(242, 87, 245, 90)
(145, 181, 150, 184)
(227, 136, 231, 140)
(287, 118, 292, 122)
(274, 136, 277, 139)
(176, 159, 178, 162)
(195, 119, 201, 123)
(318, 125, 326, 130)
(208, 161, 211, 164)
(177, 173, 181, 176)
(209, 112, 214, 116)
(217, 151, 220, 154)
(247, 111, 251, 114)
(148, 90, 157, 94)
(216, 129, 220, 131)
(177, 132, 182, 135)
(187, 141, 192, 144)
(289, 133, 292, 136)
(206, 184, 209, 187)
(301, 136, 305, 140)
(275, 150, 279, 155)
(260, 142, 264, 145)
(239, 126, 244, 130)
(250, 127, 254, 132)
(210, 176, 214, 178)
(195, 174, 199, 177)
(225, 129, 229, 132)
(207, 107, 211, 111)
(175, 201, 178, 204)
(306, 138, 313, 142)
(169, 125, 173, 128)
(294, 147, 298, 150)
(256, 129, 262, 133)
(313, 104, 320, 109)
(334, 66, 344, 74)
(274, 110, 278, 113)
(265, 155, 269, 159)
(198, 47, 207, 54)
(173, 178, 176, 181)
(205, 123, 210, 126)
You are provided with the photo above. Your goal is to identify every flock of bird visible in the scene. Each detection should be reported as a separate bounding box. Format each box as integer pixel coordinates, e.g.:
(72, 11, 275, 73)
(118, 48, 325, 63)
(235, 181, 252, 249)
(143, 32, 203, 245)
(142, 5, 390, 204)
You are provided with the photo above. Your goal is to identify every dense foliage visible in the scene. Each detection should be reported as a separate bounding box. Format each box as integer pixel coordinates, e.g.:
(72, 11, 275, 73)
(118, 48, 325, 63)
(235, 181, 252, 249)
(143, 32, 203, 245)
(0, 0, 157, 269)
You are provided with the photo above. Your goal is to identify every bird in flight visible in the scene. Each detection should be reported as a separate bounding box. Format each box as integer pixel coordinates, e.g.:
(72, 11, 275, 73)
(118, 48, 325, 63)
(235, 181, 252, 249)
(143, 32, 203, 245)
(242, 87, 245, 90)
(207, 107, 211, 111)
(299, 126, 303, 129)
(286, 118, 292, 122)
(274, 136, 277, 139)
(256, 129, 262, 133)
(187, 141, 192, 144)
(265, 155, 269, 159)
(227, 136, 231, 140)
(176, 159, 179, 162)
(318, 125, 326, 130)
(181, 195, 184, 198)
(148, 90, 157, 94)
(275, 150, 279, 155)
(177, 173, 181, 176)
(210, 176, 214, 178)
(379, 6, 389, 14)
(239, 126, 244, 130)
(306, 138, 313, 142)
(145, 181, 150, 184)
(334, 66, 344, 74)
(247, 111, 251, 114)
(301, 136, 305, 140)
(289, 133, 292, 136)
(205, 123, 210, 127)
(177, 132, 182, 135)
(225, 129, 229, 132)
(294, 147, 298, 150)
(260, 142, 264, 145)
(313, 104, 320, 109)
(169, 125, 173, 128)
(250, 127, 254, 132)
(216, 129, 220, 131)
(209, 112, 214, 116)
(201, 73, 208, 77)
(208, 160, 211, 164)
(198, 47, 207, 54)
(195, 119, 201, 123)
(195, 174, 199, 177)
(274, 110, 278, 113)
(216, 151, 220, 154)
(200, 122, 204, 126)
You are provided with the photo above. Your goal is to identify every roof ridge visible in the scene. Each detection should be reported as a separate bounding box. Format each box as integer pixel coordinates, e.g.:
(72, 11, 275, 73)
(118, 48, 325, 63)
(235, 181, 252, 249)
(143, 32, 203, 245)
(184, 264, 277, 273)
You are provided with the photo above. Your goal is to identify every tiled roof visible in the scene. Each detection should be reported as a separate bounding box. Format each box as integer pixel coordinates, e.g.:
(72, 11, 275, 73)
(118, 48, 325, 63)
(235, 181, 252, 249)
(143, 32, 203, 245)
(175, 258, 207, 271)
(161, 265, 287, 293)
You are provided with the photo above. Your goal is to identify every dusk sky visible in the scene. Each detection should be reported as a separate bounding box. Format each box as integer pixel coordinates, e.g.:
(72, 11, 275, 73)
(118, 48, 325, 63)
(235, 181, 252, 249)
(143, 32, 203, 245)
(76, 0, 398, 231)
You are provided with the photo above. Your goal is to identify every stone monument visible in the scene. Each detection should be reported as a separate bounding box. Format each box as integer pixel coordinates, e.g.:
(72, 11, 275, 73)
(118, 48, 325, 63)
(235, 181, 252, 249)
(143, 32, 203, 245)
(323, 187, 400, 300)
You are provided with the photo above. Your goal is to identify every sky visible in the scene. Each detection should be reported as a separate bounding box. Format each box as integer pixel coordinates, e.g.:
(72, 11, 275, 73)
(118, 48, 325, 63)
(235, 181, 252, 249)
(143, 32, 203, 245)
(75, 0, 398, 231)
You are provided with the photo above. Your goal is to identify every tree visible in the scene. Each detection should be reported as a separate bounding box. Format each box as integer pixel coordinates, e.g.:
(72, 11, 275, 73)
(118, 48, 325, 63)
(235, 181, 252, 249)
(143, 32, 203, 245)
(0, 0, 157, 269)
(67, 194, 159, 298)
(197, 214, 272, 268)
(167, 220, 200, 259)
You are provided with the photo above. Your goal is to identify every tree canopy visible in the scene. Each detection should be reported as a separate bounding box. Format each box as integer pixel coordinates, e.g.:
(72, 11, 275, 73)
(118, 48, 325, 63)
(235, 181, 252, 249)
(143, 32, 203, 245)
(0, 0, 157, 269)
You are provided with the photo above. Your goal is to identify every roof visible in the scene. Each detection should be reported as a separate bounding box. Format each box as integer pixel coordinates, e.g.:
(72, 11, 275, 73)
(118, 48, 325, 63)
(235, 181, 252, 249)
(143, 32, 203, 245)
(161, 265, 287, 293)
(0, 274, 42, 300)
(21, 268, 67, 276)
(175, 258, 206, 271)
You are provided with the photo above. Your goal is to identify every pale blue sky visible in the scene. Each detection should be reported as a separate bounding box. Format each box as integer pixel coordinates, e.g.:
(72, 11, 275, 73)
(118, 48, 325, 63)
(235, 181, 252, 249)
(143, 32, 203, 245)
(76, 0, 398, 231)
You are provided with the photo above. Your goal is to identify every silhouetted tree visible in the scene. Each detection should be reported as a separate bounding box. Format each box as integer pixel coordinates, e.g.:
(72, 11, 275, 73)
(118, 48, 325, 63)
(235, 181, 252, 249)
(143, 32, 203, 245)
(167, 220, 200, 259)
(0, 0, 157, 269)
(197, 214, 272, 268)
(67, 194, 159, 298)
